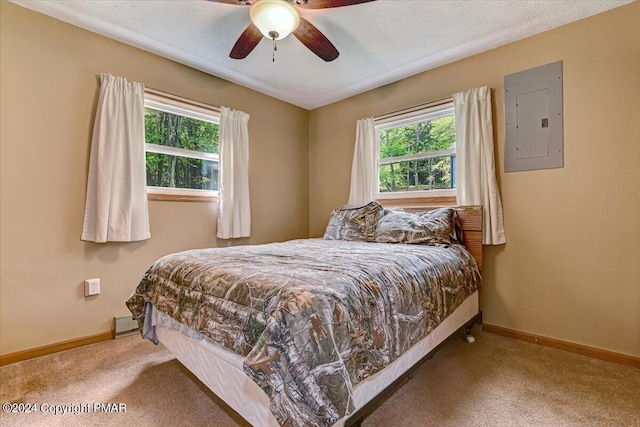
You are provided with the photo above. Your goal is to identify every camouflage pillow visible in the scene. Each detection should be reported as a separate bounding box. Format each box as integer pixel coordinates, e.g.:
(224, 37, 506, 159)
(323, 201, 383, 242)
(376, 207, 457, 245)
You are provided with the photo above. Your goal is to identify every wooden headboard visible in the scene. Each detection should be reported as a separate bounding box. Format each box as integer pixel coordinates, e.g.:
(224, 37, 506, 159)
(379, 204, 483, 271)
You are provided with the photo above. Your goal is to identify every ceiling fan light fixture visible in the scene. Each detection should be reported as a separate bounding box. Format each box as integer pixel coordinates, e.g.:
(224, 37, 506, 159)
(249, 0, 300, 41)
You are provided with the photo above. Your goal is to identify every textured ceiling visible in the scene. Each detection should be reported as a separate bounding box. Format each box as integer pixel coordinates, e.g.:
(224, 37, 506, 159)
(9, 0, 631, 110)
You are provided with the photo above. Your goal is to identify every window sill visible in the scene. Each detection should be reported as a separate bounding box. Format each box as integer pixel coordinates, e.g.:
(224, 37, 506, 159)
(377, 195, 457, 208)
(147, 191, 217, 203)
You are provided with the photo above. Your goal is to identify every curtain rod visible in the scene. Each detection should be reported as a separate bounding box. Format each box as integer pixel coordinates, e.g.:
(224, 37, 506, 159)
(374, 96, 453, 121)
(145, 87, 221, 113)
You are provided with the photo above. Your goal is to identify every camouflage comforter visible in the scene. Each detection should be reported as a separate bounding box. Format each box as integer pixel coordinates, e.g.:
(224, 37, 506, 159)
(126, 238, 481, 427)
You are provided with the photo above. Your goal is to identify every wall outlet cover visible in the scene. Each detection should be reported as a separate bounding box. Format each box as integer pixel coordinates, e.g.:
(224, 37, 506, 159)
(84, 278, 100, 296)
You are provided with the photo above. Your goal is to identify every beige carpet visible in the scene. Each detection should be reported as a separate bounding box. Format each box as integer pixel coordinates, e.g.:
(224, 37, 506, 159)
(1, 331, 638, 427)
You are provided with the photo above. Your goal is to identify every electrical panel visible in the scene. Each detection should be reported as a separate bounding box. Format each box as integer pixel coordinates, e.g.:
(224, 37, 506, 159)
(504, 61, 563, 172)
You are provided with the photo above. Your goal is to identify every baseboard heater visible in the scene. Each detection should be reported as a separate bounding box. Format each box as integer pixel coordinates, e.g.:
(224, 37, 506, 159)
(114, 315, 140, 338)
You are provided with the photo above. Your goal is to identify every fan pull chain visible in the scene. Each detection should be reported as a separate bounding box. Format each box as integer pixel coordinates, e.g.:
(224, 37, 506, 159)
(272, 37, 278, 62)
(268, 31, 279, 63)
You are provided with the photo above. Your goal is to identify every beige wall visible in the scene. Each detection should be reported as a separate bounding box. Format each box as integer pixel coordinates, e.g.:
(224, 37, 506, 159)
(309, 3, 640, 357)
(0, 2, 309, 354)
(2, 1, 638, 359)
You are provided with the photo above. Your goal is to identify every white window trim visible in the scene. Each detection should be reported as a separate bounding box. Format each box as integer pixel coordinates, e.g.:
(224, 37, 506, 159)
(375, 105, 454, 130)
(146, 186, 216, 198)
(145, 143, 219, 162)
(378, 188, 457, 199)
(144, 90, 220, 198)
(374, 102, 456, 200)
(378, 148, 455, 165)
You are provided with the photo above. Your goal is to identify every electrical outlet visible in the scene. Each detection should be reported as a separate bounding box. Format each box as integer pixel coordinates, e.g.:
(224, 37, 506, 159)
(84, 278, 100, 296)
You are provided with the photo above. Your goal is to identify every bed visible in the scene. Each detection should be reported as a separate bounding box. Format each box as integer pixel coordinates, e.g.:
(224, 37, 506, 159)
(127, 203, 483, 427)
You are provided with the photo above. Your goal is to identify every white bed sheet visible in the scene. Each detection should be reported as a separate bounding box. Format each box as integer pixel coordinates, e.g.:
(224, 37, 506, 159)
(155, 290, 479, 427)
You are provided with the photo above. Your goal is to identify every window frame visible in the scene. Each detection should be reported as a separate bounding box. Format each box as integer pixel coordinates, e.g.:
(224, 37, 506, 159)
(374, 102, 457, 202)
(143, 91, 220, 202)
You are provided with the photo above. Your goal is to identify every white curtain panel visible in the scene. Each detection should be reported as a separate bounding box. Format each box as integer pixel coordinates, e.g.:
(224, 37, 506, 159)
(347, 117, 377, 206)
(217, 107, 251, 239)
(81, 73, 150, 243)
(453, 86, 506, 245)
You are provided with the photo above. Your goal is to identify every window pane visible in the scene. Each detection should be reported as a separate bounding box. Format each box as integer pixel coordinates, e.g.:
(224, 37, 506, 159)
(378, 155, 455, 193)
(146, 153, 218, 191)
(421, 116, 456, 152)
(379, 125, 417, 158)
(377, 105, 457, 195)
(144, 108, 219, 154)
(379, 115, 456, 159)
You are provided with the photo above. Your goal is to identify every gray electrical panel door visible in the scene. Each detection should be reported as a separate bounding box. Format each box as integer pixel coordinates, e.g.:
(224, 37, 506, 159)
(504, 61, 563, 172)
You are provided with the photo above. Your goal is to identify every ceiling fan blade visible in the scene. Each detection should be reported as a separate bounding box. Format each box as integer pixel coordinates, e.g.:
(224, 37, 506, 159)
(293, 18, 339, 62)
(204, 0, 252, 5)
(230, 24, 263, 59)
(296, 0, 376, 9)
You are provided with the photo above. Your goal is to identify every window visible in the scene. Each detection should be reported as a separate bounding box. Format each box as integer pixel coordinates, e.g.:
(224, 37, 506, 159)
(376, 102, 456, 199)
(144, 91, 220, 201)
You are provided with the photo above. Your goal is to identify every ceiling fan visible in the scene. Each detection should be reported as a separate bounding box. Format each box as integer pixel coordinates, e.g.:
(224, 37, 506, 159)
(207, 0, 376, 62)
